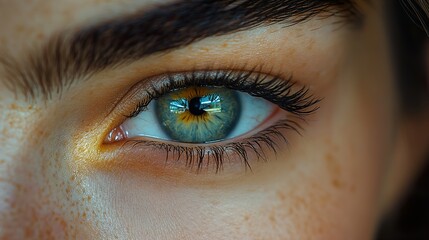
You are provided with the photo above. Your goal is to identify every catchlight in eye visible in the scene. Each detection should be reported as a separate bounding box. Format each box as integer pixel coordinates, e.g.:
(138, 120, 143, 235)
(102, 70, 319, 172)
(106, 86, 276, 144)
(156, 87, 241, 143)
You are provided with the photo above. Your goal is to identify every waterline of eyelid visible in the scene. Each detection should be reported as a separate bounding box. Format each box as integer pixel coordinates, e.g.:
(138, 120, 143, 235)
(117, 119, 303, 173)
(100, 68, 317, 173)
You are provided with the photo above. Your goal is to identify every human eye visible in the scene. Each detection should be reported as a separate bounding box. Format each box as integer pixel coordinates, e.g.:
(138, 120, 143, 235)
(102, 69, 319, 173)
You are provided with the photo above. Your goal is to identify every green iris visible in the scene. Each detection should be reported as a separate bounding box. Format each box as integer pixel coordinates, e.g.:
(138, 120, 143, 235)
(155, 87, 241, 143)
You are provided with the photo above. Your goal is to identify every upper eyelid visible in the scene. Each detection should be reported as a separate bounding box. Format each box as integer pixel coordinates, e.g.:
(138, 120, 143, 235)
(118, 69, 320, 119)
(112, 97, 308, 173)
(1, 0, 360, 102)
(91, 65, 319, 152)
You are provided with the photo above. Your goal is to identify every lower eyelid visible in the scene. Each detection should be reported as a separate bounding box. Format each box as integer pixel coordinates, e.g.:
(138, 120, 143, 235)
(97, 124, 290, 177)
(98, 112, 299, 176)
(99, 68, 318, 175)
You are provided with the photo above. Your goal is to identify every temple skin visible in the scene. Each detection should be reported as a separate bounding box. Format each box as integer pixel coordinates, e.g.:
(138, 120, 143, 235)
(0, 0, 429, 239)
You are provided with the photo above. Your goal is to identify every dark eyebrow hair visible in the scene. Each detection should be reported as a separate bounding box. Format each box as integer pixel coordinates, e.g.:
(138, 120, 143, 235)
(0, 0, 360, 101)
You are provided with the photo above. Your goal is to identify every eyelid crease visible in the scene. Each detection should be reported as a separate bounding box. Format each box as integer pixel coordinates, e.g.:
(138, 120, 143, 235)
(123, 68, 321, 119)
(99, 66, 320, 174)
(1, 0, 361, 102)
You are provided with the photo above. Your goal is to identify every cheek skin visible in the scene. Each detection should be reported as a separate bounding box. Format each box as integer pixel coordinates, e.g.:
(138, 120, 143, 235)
(73, 70, 392, 240)
(0, 94, 47, 238)
(75, 14, 394, 240)
(0, 77, 392, 240)
(0, 95, 101, 239)
(0, 2, 397, 240)
(76, 84, 389, 240)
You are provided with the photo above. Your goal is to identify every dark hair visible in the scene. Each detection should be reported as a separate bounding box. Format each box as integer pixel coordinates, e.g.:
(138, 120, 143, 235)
(390, 0, 429, 114)
(376, 1, 429, 239)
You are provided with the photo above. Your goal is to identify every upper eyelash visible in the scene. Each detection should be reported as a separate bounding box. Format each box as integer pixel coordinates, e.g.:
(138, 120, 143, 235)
(118, 68, 320, 173)
(126, 69, 320, 118)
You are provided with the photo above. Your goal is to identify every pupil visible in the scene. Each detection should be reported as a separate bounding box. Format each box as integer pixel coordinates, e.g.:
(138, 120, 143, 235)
(189, 97, 205, 116)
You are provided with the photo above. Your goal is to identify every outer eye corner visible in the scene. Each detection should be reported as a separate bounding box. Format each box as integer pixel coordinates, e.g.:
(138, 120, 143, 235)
(119, 85, 277, 145)
(102, 70, 317, 172)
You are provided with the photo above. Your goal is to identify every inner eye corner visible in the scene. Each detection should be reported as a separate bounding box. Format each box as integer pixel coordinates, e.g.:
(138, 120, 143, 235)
(119, 85, 282, 144)
(103, 125, 128, 144)
(100, 68, 317, 173)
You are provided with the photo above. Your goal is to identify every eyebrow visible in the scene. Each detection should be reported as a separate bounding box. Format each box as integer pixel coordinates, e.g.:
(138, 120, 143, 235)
(0, 0, 360, 101)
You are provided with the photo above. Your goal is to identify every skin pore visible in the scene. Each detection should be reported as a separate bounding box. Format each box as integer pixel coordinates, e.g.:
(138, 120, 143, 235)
(0, 0, 428, 239)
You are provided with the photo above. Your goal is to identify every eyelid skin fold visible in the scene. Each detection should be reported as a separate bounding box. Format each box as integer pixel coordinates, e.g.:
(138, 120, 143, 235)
(99, 68, 319, 175)
(124, 69, 320, 118)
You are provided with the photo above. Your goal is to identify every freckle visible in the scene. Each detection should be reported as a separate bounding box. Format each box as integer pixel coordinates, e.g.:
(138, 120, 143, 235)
(324, 153, 340, 175)
(36, 32, 45, 40)
(15, 25, 27, 34)
(0, 159, 5, 164)
(276, 191, 286, 201)
(287, 47, 296, 56)
(325, 153, 345, 191)
(269, 213, 276, 224)
(317, 225, 325, 234)
(331, 179, 343, 189)
(9, 103, 18, 110)
(349, 184, 356, 193)
(0, 177, 21, 189)
(326, 154, 335, 166)
(221, 43, 228, 48)
(324, 139, 339, 152)
(210, 199, 220, 206)
(24, 226, 33, 238)
(307, 39, 315, 50)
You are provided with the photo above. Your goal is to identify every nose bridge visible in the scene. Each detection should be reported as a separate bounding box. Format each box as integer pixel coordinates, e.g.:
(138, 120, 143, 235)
(0, 160, 39, 238)
(0, 115, 31, 238)
(0, 167, 23, 237)
(0, 142, 38, 238)
(0, 101, 63, 239)
(0, 159, 71, 239)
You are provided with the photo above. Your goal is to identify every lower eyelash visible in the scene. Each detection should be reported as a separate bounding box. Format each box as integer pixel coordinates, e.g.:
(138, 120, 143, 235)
(121, 119, 303, 173)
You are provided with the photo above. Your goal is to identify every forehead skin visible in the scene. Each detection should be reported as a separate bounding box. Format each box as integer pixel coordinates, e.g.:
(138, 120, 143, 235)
(0, 0, 402, 239)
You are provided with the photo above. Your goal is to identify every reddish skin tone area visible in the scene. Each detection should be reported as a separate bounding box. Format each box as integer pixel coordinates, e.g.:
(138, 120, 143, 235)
(1, 0, 429, 239)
